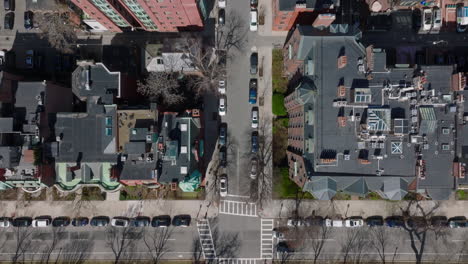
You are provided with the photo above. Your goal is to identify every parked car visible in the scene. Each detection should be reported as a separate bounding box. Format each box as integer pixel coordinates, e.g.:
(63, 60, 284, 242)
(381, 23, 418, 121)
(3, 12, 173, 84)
(249, 79, 257, 104)
(4, 12, 14, 30)
(250, 0, 258, 8)
(325, 218, 343, 227)
(385, 216, 405, 228)
(52, 217, 70, 227)
(251, 131, 259, 153)
(272, 228, 284, 239)
(218, 9, 225, 26)
(287, 218, 305, 227)
(457, 6, 468, 33)
(4, 0, 13, 11)
(152, 215, 171, 227)
(250, 10, 258, 31)
(26, 50, 34, 69)
(449, 217, 467, 228)
(0, 217, 12, 227)
(172, 215, 191, 227)
(250, 157, 258, 179)
(422, 8, 432, 31)
(430, 216, 448, 227)
(111, 217, 129, 227)
(219, 174, 228, 197)
(24, 11, 33, 30)
(305, 216, 324, 226)
(32, 218, 51, 228)
(219, 123, 227, 146)
(218, 80, 226, 94)
(345, 217, 364, 228)
(251, 107, 259, 128)
(0, 50, 5, 66)
(407, 216, 427, 229)
(432, 7, 441, 30)
(218, 0, 226, 8)
(250, 53, 258, 75)
(366, 216, 384, 227)
(90, 216, 110, 227)
(276, 241, 291, 254)
(219, 95, 226, 116)
(412, 9, 421, 31)
(13, 217, 32, 227)
(130, 216, 151, 227)
(219, 146, 227, 167)
(72, 217, 89, 227)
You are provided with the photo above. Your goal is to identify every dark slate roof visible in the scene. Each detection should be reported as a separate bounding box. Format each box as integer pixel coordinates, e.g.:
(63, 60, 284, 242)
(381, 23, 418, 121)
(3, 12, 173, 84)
(72, 63, 120, 105)
(0, 146, 21, 168)
(278, 0, 336, 11)
(383, 178, 408, 200)
(304, 176, 337, 200)
(14, 82, 45, 131)
(124, 142, 147, 154)
(119, 162, 157, 181)
(0, 118, 13, 133)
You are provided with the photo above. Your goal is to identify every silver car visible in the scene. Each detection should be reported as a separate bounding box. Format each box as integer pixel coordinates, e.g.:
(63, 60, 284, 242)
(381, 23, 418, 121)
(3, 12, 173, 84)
(250, 158, 258, 179)
(220, 174, 228, 197)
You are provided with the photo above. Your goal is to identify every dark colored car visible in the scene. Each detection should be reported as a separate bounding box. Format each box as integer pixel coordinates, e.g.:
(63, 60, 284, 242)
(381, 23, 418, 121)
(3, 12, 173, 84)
(250, 0, 258, 8)
(24, 11, 33, 30)
(4, 0, 13, 11)
(430, 216, 448, 227)
(366, 216, 384, 227)
(219, 146, 227, 167)
(130, 216, 151, 227)
(250, 52, 258, 75)
(276, 242, 291, 253)
(218, 8, 225, 25)
(305, 216, 324, 226)
(249, 79, 257, 104)
(72, 217, 89, 227)
(251, 131, 259, 153)
(13, 217, 32, 227)
(385, 216, 405, 228)
(4, 12, 14, 30)
(449, 217, 467, 228)
(172, 215, 191, 227)
(407, 216, 427, 229)
(219, 123, 227, 146)
(90, 216, 110, 227)
(52, 217, 71, 227)
(152, 215, 171, 227)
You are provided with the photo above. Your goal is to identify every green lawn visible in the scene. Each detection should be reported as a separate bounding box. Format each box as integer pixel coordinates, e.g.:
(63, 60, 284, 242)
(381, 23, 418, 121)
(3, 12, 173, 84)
(273, 167, 314, 199)
(272, 93, 287, 116)
(457, 190, 468, 200)
(272, 49, 288, 94)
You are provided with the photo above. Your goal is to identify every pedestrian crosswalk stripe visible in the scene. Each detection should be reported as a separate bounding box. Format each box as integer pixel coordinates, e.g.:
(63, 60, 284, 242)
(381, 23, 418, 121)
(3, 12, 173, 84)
(219, 200, 257, 217)
(197, 219, 216, 259)
(260, 218, 274, 259)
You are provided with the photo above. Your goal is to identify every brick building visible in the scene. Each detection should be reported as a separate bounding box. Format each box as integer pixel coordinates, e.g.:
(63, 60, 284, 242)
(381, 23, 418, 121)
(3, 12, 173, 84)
(272, 0, 336, 31)
(73, 0, 205, 32)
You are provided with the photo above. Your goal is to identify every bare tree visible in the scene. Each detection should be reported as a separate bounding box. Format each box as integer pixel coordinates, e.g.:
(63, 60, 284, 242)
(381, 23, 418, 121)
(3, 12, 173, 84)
(191, 237, 204, 264)
(137, 72, 186, 106)
(11, 226, 34, 264)
(106, 225, 142, 264)
(60, 239, 94, 264)
(306, 224, 333, 264)
(36, 12, 78, 54)
(214, 10, 248, 53)
(143, 227, 173, 264)
(38, 227, 65, 264)
(369, 226, 397, 264)
(252, 117, 273, 209)
(340, 227, 369, 264)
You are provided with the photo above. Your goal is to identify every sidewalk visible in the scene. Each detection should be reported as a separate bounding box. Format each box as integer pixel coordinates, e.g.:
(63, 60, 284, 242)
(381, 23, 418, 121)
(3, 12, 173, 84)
(258, 0, 288, 37)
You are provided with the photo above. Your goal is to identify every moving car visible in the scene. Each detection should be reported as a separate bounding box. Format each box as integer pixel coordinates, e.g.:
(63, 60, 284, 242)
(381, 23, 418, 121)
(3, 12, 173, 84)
(26, 50, 34, 69)
(250, 157, 258, 179)
(448, 217, 467, 228)
(385, 216, 405, 228)
(0, 217, 12, 228)
(219, 123, 227, 146)
(249, 79, 257, 104)
(90, 216, 110, 227)
(218, 9, 225, 26)
(219, 174, 228, 197)
(345, 217, 364, 227)
(218, 0, 226, 8)
(172, 215, 191, 227)
(366, 216, 384, 227)
(219, 146, 227, 167)
(325, 218, 344, 227)
(52, 217, 70, 227)
(251, 131, 259, 153)
(152, 215, 171, 227)
(432, 7, 441, 30)
(72, 217, 89, 227)
(24, 11, 33, 30)
(218, 80, 226, 94)
(111, 217, 129, 227)
(4, 12, 14, 30)
(130, 216, 151, 227)
(250, 53, 258, 75)
(32, 218, 51, 228)
(219, 95, 226, 116)
(250, 10, 258, 31)
(13, 217, 32, 227)
(4, 0, 13, 11)
(251, 107, 259, 128)
(422, 8, 432, 31)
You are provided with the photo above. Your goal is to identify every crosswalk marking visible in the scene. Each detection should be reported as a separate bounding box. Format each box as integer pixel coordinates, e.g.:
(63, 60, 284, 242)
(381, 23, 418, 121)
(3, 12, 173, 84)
(197, 219, 216, 260)
(219, 200, 257, 217)
(218, 258, 263, 264)
(260, 219, 274, 259)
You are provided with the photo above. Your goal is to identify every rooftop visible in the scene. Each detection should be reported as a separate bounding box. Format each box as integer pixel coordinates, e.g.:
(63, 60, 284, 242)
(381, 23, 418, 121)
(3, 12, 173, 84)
(72, 62, 120, 104)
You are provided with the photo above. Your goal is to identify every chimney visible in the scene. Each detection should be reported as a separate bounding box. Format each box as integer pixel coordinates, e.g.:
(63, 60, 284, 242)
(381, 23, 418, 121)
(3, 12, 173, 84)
(452, 73, 466, 91)
(337, 85, 346, 97)
(338, 55, 347, 69)
(312, 14, 336, 28)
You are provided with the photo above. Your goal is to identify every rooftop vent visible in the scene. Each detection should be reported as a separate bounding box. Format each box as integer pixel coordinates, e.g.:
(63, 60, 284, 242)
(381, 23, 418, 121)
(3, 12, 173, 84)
(181, 124, 188, 131)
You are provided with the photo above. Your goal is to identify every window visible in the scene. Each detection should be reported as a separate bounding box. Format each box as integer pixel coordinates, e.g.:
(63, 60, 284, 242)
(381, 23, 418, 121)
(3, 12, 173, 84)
(280, 22, 285, 25)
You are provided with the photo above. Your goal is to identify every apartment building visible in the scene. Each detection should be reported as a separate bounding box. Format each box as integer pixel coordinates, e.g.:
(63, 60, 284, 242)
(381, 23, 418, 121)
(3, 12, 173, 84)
(74, 0, 205, 32)
(272, 0, 336, 31)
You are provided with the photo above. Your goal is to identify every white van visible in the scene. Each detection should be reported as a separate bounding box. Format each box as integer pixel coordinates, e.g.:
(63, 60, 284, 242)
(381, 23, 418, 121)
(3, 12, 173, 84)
(32, 219, 50, 227)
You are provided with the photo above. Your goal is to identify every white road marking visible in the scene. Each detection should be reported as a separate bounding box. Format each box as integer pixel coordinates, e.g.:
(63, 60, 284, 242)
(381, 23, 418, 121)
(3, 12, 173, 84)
(219, 200, 257, 217)
(218, 258, 263, 264)
(197, 219, 216, 260)
(260, 218, 274, 259)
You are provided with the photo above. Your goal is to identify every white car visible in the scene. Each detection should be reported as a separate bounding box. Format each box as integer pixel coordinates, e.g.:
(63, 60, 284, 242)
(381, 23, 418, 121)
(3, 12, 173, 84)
(219, 95, 226, 116)
(345, 217, 364, 227)
(0, 218, 11, 228)
(111, 217, 129, 227)
(218, 0, 226, 8)
(251, 107, 258, 128)
(325, 218, 343, 227)
(287, 218, 305, 227)
(432, 7, 441, 30)
(32, 218, 50, 227)
(219, 174, 228, 197)
(422, 8, 432, 31)
(218, 80, 226, 94)
(250, 10, 258, 32)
